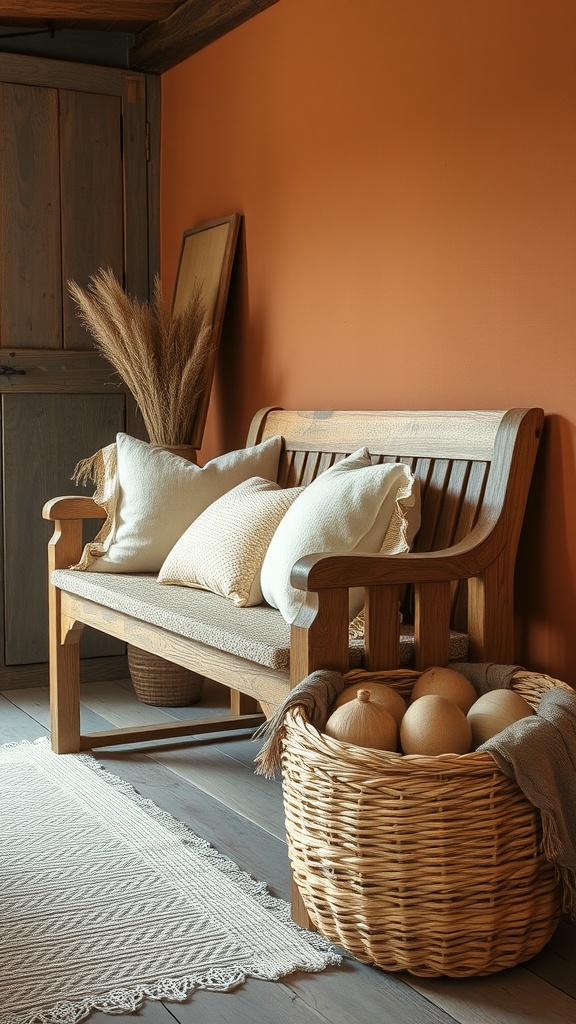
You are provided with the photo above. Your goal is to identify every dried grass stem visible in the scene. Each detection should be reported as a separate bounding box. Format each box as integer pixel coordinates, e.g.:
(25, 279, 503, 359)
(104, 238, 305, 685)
(68, 268, 214, 445)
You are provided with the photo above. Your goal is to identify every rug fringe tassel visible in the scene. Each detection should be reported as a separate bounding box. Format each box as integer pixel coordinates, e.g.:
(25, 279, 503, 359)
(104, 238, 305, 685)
(4, 955, 343, 1024)
(3, 970, 248, 1024)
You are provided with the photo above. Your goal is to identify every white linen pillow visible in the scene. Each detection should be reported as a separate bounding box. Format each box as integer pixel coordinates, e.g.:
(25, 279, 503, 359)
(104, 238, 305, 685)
(78, 432, 282, 573)
(158, 477, 303, 607)
(260, 449, 419, 624)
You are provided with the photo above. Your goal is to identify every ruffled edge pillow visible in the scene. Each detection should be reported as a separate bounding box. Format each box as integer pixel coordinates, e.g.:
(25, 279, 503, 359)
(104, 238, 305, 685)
(158, 477, 304, 607)
(260, 448, 420, 624)
(348, 475, 420, 638)
(73, 432, 283, 574)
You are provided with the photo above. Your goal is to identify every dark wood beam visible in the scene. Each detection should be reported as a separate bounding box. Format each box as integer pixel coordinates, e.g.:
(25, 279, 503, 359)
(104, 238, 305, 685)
(129, 0, 281, 74)
(0, 1, 178, 21)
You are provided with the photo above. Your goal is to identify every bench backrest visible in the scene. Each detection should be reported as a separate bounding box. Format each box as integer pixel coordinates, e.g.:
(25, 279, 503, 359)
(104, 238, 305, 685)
(247, 407, 543, 632)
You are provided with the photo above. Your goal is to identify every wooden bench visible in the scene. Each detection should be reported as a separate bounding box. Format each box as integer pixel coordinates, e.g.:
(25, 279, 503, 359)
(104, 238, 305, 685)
(43, 406, 543, 757)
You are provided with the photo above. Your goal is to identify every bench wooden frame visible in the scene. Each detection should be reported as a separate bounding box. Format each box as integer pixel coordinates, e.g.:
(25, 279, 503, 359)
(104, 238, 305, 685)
(43, 405, 543, 759)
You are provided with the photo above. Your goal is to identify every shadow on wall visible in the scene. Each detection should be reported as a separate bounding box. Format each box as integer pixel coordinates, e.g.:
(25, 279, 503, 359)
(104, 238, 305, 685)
(212, 224, 282, 455)
(515, 414, 576, 683)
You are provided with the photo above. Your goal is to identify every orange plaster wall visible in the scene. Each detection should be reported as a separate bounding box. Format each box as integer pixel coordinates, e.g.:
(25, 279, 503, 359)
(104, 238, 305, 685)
(160, 0, 576, 682)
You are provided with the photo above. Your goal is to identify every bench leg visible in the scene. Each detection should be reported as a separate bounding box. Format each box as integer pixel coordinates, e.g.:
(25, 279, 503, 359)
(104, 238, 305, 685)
(414, 581, 452, 669)
(291, 879, 315, 931)
(49, 609, 83, 754)
(289, 588, 350, 685)
(468, 559, 515, 663)
(47, 518, 85, 754)
(230, 689, 261, 715)
(50, 642, 81, 754)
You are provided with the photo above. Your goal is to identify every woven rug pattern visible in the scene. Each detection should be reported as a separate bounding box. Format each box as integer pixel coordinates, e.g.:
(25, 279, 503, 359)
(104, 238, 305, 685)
(1, 739, 339, 1024)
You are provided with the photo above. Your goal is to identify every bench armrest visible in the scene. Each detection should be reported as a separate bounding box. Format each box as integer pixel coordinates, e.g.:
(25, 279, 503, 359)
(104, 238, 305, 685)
(288, 523, 509, 676)
(43, 496, 107, 571)
(290, 523, 498, 592)
(43, 496, 107, 521)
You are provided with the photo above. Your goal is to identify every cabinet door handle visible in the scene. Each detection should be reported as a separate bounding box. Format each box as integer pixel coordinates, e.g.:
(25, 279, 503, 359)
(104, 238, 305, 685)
(0, 366, 26, 377)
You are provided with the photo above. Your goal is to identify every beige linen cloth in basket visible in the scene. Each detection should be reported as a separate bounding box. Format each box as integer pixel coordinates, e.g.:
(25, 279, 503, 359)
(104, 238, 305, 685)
(480, 684, 576, 918)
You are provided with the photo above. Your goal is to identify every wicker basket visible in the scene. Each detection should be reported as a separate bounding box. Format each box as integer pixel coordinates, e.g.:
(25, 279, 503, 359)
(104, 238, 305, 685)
(127, 645, 204, 707)
(281, 667, 571, 977)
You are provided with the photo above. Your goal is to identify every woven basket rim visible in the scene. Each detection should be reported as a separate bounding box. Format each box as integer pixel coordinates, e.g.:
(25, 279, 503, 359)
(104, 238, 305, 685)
(285, 667, 573, 774)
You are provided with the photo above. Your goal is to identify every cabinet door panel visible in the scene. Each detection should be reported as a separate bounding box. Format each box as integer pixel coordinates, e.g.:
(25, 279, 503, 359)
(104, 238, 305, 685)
(2, 392, 125, 665)
(0, 56, 155, 680)
(60, 90, 124, 350)
(0, 83, 62, 349)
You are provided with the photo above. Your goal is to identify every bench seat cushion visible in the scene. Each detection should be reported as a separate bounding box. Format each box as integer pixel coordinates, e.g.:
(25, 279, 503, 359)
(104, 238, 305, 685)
(51, 569, 468, 671)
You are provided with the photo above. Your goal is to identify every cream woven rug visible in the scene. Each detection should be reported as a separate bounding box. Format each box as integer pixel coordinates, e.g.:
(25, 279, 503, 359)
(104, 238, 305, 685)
(1, 738, 340, 1024)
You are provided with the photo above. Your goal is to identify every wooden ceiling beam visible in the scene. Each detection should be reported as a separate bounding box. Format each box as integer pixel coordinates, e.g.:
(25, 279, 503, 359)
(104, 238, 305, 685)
(129, 0, 281, 74)
(0, 2, 178, 19)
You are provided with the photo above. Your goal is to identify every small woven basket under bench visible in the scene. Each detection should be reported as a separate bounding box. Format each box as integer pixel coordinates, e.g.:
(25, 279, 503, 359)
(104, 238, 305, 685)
(281, 667, 571, 978)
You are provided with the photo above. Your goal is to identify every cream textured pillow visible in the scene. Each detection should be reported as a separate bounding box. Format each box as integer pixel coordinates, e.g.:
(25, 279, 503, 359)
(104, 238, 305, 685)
(260, 449, 419, 624)
(158, 477, 303, 607)
(77, 433, 282, 573)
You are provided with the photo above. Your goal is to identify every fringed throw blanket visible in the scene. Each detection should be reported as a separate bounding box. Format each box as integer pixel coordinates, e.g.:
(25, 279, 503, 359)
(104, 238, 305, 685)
(480, 686, 576, 919)
(71, 442, 117, 570)
(0, 739, 340, 1024)
(254, 669, 348, 778)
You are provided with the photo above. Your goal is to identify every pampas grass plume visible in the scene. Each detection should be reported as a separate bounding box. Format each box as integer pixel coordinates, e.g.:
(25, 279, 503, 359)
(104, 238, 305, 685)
(68, 268, 214, 446)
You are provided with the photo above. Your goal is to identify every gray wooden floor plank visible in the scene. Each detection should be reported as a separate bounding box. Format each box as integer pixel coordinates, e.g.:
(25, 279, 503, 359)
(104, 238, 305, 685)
(164, 977, 340, 1024)
(284, 961, 460, 1024)
(140, 743, 286, 838)
(408, 966, 576, 1024)
(1, 685, 137, 737)
(526, 917, 576, 997)
(0, 691, 48, 743)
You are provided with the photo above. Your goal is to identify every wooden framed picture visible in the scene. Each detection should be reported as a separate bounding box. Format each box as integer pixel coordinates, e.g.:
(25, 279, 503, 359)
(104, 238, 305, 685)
(172, 213, 241, 448)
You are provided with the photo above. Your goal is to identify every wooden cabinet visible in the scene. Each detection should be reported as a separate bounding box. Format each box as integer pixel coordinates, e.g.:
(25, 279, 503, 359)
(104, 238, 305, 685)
(0, 54, 159, 686)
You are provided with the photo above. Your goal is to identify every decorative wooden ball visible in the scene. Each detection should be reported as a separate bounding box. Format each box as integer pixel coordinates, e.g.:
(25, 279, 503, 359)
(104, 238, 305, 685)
(400, 694, 473, 755)
(324, 689, 399, 751)
(467, 689, 535, 748)
(333, 681, 407, 726)
(410, 666, 477, 714)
